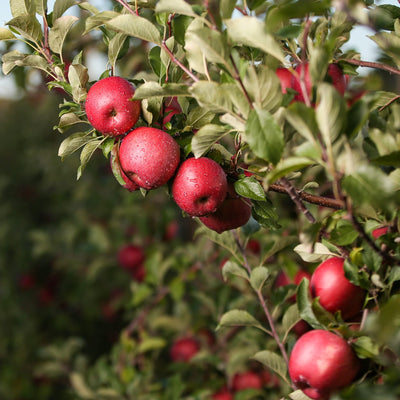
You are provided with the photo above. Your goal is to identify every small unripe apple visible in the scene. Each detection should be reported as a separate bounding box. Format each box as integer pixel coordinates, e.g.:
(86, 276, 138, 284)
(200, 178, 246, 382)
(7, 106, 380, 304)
(232, 371, 263, 392)
(170, 337, 200, 362)
(172, 157, 228, 217)
(199, 182, 251, 233)
(85, 76, 141, 136)
(119, 127, 180, 190)
(117, 244, 145, 271)
(310, 257, 365, 320)
(276, 67, 293, 94)
(289, 329, 360, 400)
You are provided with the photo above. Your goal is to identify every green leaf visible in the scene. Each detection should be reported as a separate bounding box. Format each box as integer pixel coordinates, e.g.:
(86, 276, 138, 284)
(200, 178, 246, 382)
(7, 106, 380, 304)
(191, 124, 229, 158)
(7, 14, 42, 43)
(10, 0, 36, 17)
(2, 51, 49, 74)
(316, 83, 346, 145)
(53, 0, 77, 20)
(0, 27, 17, 40)
(155, 0, 197, 17)
(105, 14, 161, 45)
(245, 108, 284, 166)
(297, 278, 325, 329)
(49, 15, 78, 54)
(252, 350, 289, 383)
(186, 107, 215, 129)
(262, 236, 298, 263)
(330, 219, 359, 246)
(190, 81, 233, 114)
(282, 303, 301, 336)
(243, 65, 282, 112)
(293, 242, 335, 263)
(108, 32, 128, 69)
(220, 0, 237, 18)
(234, 176, 266, 201)
(289, 390, 314, 400)
(342, 164, 398, 212)
(137, 337, 167, 354)
(58, 131, 92, 159)
(56, 112, 84, 133)
(353, 336, 380, 359)
(133, 81, 190, 100)
(251, 200, 281, 230)
(217, 309, 265, 331)
(68, 64, 88, 103)
(78, 138, 104, 179)
(83, 11, 119, 34)
(225, 17, 285, 63)
(222, 260, 249, 282)
(34, 0, 47, 16)
(267, 157, 315, 184)
(250, 266, 270, 291)
(69, 373, 94, 399)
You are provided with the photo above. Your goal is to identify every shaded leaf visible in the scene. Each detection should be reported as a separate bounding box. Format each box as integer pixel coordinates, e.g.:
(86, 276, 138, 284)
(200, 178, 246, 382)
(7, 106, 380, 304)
(53, 0, 77, 20)
(250, 266, 270, 291)
(58, 131, 92, 159)
(222, 260, 249, 282)
(251, 200, 281, 230)
(106, 14, 161, 45)
(234, 176, 266, 201)
(7, 14, 42, 43)
(191, 124, 229, 158)
(108, 32, 128, 69)
(245, 108, 284, 166)
(217, 309, 265, 331)
(225, 17, 285, 63)
(267, 157, 315, 184)
(49, 15, 79, 54)
(252, 350, 289, 383)
(282, 303, 301, 336)
(297, 278, 325, 329)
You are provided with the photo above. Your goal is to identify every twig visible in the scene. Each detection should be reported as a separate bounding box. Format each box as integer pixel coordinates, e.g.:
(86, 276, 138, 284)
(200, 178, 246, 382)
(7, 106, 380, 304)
(278, 178, 316, 223)
(268, 183, 345, 210)
(114, 0, 136, 15)
(343, 58, 400, 76)
(229, 55, 253, 108)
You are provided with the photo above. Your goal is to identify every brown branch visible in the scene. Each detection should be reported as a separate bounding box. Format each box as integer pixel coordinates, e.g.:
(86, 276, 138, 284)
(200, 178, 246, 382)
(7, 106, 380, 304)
(114, 0, 136, 15)
(343, 58, 400, 76)
(268, 183, 345, 210)
(229, 55, 253, 108)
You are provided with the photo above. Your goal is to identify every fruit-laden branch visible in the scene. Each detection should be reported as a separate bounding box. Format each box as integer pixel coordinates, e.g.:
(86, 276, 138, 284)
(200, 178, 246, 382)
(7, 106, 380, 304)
(268, 183, 345, 210)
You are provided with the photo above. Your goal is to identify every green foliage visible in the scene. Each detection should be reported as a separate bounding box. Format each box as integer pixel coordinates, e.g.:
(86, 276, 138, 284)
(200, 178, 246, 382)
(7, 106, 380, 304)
(1, 0, 400, 399)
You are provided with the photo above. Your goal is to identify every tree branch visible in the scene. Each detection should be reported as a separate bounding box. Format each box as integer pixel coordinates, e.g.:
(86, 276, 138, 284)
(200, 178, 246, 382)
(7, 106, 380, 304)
(343, 59, 400, 76)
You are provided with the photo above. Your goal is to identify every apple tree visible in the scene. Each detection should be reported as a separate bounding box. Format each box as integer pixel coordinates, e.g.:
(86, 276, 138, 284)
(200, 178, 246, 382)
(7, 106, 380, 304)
(1, 0, 400, 399)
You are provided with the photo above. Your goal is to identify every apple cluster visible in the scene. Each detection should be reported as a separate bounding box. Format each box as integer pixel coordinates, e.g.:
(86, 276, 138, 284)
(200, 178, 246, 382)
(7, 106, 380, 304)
(85, 76, 252, 234)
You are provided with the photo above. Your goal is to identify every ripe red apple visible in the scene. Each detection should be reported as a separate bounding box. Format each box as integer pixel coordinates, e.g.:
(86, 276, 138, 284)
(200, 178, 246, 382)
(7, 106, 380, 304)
(172, 157, 228, 217)
(372, 226, 388, 239)
(85, 76, 141, 136)
(292, 63, 346, 103)
(117, 244, 145, 271)
(211, 387, 233, 400)
(310, 257, 365, 320)
(18, 273, 36, 290)
(276, 67, 293, 94)
(259, 369, 280, 388)
(169, 337, 200, 362)
(289, 329, 360, 400)
(246, 239, 261, 255)
(119, 127, 180, 190)
(130, 263, 146, 282)
(232, 371, 263, 392)
(199, 182, 251, 233)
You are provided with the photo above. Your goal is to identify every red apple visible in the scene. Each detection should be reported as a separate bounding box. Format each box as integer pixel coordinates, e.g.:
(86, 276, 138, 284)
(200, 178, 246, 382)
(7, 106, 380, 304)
(211, 387, 233, 400)
(232, 371, 263, 392)
(292, 63, 346, 103)
(170, 337, 200, 362)
(85, 76, 141, 136)
(259, 369, 280, 388)
(18, 273, 36, 290)
(276, 67, 293, 94)
(119, 127, 180, 190)
(372, 226, 388, 239)
(117, 244, 145, 271)
(130, 263, 146, 282)
(275, 270, 291, 288)
(199, 182, 251, 233)
(310, 257, 365, 320)
(289, 329, 360, 400)
(172, 157, 228, 217)
(246, 239, 261, 255)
